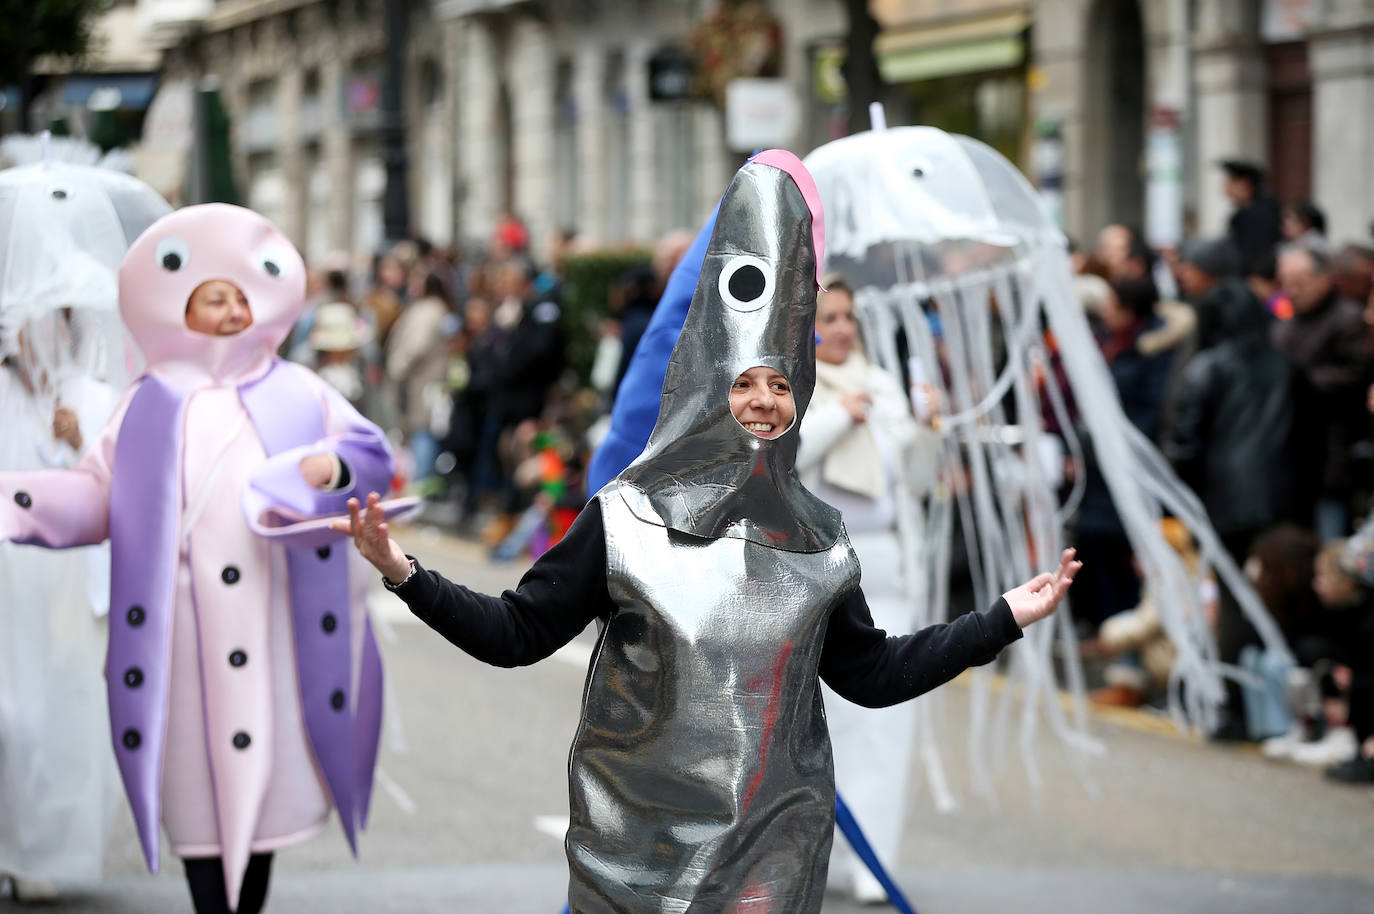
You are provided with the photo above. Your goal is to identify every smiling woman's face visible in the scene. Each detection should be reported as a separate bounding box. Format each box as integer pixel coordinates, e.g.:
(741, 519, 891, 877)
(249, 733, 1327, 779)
(729, 366, 795, 439)
(185, 279, 253, 336)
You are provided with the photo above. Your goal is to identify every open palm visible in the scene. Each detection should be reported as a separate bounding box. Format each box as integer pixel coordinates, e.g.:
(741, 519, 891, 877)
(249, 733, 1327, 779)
(330, 492, 411, 583)
(1003, 548, 1081, 628)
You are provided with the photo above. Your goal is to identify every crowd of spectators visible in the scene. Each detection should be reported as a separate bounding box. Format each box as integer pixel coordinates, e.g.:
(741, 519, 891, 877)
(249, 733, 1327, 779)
(285, 157, 1374, 785)
(1065, 159, 1374, 784)
(283, 214, 690, 562)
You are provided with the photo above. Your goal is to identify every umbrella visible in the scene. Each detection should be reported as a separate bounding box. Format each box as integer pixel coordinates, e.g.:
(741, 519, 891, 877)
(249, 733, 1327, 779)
(804, 123, 1287, 802)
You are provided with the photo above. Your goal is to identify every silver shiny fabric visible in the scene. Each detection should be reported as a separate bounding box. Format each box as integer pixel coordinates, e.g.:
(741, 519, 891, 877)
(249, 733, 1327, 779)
(619, 159, 843, 554)
(572, 488, 861, 914)
(571, 155, 862, 913)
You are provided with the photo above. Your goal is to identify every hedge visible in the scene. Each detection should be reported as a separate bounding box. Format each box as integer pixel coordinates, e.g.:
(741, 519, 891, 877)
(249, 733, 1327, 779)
(560, 249, 652, 384)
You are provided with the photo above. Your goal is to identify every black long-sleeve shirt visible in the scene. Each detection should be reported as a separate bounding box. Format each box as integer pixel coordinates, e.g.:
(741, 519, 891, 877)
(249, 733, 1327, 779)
(391, 501, 1022, 708)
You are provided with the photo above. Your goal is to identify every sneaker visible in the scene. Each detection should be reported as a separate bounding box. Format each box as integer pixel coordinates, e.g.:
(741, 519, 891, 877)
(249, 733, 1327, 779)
(1291, 726, 1357, 766)
(11, 877, 59, 903)
(1324, 754, 1374, 784)
(1261, 723, 1309, 760)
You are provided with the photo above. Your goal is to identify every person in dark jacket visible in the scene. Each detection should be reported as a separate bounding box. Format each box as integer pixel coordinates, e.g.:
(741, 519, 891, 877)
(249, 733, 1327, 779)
(1074, 277, 1177, 628)
(443, 296, 505, 521)
(492, 258, 566, 428)
(487, 259, 566, 522)
(1274, 244, 1373, 538)
(1221, 159, 1283, 269)
(1169, 237, 1295, 740)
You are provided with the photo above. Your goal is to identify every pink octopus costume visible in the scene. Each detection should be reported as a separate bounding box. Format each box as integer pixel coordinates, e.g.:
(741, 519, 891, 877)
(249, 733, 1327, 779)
(0, 204, 405, 909)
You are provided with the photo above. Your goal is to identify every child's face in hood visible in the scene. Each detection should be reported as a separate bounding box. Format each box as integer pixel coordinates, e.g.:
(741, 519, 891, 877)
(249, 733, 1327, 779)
(730, 366, 794, 439)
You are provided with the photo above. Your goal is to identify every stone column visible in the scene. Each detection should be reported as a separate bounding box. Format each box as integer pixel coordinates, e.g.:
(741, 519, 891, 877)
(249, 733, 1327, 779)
(1191, 0, 1266, 235)
(573, 45, 609, 245)
(458, 17, 503, 249)
(1027, 0, 1090, 237)
(320, 54, 353, 254)
(695, 104, 732, 220)
(276, 64, 306, 248)
(625, 39, 658, 245)
(1309, 22, 1374, 242)
(507, 16, 556, 262)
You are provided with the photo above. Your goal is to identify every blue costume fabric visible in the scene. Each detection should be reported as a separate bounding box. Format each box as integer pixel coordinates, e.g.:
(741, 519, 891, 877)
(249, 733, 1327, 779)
(586, 205, 719, 494)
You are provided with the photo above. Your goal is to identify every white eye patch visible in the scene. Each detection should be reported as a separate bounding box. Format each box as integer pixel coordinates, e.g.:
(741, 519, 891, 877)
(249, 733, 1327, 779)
(255, 243, 294, 280)
(718, 255, 774, 312)
(156, 236, 191, 272)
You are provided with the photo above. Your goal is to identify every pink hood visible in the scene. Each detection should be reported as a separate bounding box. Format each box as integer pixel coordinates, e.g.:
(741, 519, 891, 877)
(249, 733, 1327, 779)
(118, 204, 306, 386)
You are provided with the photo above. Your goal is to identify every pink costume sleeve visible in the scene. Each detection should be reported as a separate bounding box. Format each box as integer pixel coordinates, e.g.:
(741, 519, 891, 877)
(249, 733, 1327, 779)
(0, 388, 135, 548)
(240, 364, 415, 549)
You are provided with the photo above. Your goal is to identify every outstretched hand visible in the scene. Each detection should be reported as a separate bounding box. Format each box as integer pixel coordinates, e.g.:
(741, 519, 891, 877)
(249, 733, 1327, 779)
(1003, 548, 1081, 629)
(329, 492, 411, 583)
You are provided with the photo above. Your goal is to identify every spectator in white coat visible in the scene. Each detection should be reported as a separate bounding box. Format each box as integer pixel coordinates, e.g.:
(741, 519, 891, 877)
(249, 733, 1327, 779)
(795, 275, 940, 904)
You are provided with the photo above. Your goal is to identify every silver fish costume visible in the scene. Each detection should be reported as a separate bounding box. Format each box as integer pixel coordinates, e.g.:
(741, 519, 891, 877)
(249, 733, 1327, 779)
(582, 150, 858, 912)
(384, 148, 1026, 914)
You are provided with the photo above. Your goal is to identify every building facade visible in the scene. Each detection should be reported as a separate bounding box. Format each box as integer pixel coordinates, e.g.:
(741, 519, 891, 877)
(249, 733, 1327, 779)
(119, 0, 1373, 263)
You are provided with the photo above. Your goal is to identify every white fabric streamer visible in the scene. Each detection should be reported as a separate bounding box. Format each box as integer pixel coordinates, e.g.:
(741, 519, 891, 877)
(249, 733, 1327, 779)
(805, 126, 1286, 806)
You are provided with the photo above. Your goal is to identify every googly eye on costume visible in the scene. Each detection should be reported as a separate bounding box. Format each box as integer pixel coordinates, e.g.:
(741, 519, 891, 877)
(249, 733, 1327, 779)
(155, 236, 191, 272)
(255, 244, 293, 280)
(717, 255, 774, 312)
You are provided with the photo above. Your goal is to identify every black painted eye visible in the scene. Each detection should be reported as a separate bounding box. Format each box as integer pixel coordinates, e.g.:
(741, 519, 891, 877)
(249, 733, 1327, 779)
(255, 243, 293, 280)
(728, 264, 766, 302)
(51, 188, 68, 200)
(718, 255, 775, 312)
(155, 236, 191, 272)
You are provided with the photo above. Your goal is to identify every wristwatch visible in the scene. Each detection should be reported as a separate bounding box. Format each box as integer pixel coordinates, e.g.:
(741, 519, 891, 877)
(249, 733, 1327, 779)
(382, 558, 418, 591)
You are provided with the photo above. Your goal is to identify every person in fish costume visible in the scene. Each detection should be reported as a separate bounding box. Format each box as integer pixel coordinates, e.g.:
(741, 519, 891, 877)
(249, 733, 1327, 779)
(0, 204, 412, 914)
(340, 150, 1080, 913)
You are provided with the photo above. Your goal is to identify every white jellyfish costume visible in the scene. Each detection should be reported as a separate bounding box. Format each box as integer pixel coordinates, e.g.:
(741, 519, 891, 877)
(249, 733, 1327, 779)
(802, 122, 1291, 806)
(0, 135, 171, 885)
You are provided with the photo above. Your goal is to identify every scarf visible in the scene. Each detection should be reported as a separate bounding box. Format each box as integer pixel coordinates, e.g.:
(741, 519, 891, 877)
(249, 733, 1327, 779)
(812, 351, 885, 500)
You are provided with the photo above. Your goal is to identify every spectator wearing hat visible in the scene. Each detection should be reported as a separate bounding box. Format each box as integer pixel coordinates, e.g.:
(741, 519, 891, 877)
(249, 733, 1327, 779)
(1273, 244, 1373, 538)
(309, 302, 373, 411)
(1168, 237, 1295, 740)
(1327, 519, 1374, 782)
(1220, 159, 1283, 268)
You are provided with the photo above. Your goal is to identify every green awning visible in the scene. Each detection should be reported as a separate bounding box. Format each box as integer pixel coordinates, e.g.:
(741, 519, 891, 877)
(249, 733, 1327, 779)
(876, 11, 1028, 83)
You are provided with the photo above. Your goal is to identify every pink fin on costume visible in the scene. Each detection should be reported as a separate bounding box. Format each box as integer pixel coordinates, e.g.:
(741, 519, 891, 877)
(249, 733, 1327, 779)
(748, 149, 827, 290)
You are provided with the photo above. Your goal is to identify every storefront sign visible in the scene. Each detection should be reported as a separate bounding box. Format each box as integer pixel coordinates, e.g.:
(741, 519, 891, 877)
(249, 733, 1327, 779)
(724, 78, 799, 152)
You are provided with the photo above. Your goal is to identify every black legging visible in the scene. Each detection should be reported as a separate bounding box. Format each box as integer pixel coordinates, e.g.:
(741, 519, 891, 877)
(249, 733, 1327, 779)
(183, 854, 274, 914)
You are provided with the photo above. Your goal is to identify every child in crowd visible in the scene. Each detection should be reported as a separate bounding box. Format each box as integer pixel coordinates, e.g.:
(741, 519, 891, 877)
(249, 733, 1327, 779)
(308, 300, 372, 410)
(1259, 537, 1371, 767)
(1325, 529, 1374, 782)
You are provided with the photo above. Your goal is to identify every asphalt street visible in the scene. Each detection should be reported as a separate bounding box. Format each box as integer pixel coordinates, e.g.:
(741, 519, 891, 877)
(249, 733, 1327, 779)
(6, 523, 1373, 914)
